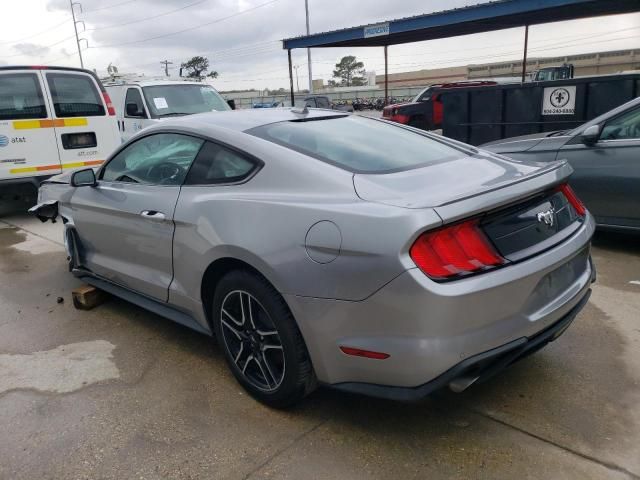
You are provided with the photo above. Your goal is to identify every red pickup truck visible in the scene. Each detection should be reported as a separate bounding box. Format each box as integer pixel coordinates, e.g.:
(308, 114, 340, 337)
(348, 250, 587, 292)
(382, 80, 499, 130)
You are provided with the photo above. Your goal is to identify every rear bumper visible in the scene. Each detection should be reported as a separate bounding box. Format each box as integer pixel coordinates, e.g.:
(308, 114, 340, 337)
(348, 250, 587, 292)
(331, 288, 591, 401)
(285, 213, 595, 391)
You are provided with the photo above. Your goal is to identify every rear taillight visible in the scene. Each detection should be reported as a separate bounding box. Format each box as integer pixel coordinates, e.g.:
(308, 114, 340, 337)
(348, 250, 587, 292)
(410, 219, 504, 280)
(102, 91, 116, 116)
(557, 183, 586, 216)
(389, 113, 410, 124)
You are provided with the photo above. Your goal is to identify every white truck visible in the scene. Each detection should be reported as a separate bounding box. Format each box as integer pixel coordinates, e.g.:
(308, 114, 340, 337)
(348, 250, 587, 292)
(104, 78, 231, 142)
(0, 66, 120, 211)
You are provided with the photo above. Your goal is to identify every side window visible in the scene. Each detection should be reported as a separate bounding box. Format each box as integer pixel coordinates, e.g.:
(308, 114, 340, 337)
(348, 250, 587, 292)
(316, 97, 331, 109)
(304, 98, 316, 108)
(101, 133, 203, 185)
(46, 73, 105, 117)
(0, 73, 47, 120)
(600, 107, 640, 141)
(184, 141, 258, 185)
(124, 88, 146, 118)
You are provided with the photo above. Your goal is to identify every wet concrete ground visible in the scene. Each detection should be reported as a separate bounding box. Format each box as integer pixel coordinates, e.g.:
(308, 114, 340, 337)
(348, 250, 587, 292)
(0, 213, 639, 480)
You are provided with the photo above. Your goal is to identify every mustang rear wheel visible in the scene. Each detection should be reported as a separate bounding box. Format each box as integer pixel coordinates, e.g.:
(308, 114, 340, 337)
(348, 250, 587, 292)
(212, 270, 315, 407)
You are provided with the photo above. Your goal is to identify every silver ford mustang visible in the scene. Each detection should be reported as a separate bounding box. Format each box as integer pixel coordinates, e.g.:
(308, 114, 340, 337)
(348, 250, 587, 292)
(32, 108, 595, 407)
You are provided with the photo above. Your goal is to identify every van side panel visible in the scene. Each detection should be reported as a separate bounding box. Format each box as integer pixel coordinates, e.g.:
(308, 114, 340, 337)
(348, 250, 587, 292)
(44, 71, 120, 173)
(0, 71, 62, 183)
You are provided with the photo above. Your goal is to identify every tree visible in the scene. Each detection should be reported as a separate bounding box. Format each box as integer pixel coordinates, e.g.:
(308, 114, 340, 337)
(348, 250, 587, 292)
(180, 56, 218, 80)
(332, 56, 365, 87)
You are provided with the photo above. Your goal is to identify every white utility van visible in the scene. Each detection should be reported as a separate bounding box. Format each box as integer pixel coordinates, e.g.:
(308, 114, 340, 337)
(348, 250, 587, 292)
(0, 66, 120, 204)
(104, 79, 231, 142)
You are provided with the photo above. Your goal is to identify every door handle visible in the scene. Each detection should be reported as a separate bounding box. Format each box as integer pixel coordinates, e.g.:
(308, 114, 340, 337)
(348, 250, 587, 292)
(140, 210, 166, 221)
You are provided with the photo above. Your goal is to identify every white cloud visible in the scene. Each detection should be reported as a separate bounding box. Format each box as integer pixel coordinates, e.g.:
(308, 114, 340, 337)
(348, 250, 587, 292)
(1, 0, 638, 90)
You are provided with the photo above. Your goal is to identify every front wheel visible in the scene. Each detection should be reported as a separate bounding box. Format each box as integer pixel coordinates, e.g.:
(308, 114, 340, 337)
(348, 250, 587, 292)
(212, 270, 316, 408)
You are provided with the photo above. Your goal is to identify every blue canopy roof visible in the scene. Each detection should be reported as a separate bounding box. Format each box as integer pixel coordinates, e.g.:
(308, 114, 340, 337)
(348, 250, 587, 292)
(282, 0, 639, 49)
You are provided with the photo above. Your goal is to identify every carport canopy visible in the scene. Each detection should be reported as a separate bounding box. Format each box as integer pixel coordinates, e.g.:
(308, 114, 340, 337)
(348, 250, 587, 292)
(281, 0, 640, 104)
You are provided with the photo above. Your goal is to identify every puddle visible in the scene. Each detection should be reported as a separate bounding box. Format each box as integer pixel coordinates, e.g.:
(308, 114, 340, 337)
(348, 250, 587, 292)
(10, 235, 61, 255)
(0, 340, 120, 394)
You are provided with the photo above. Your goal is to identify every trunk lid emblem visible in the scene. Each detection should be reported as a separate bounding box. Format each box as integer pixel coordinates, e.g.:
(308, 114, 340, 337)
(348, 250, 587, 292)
(537, 207, 555, 227)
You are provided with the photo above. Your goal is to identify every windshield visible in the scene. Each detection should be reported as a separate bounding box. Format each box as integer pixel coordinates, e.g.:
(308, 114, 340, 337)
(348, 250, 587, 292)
(412, 86, 433, 103)
(142, 84, 230, 118)
(249, 115, 469, 174)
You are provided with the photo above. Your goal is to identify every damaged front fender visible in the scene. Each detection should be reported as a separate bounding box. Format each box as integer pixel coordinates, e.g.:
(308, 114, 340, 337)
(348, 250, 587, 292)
(28, 200, 59, 223)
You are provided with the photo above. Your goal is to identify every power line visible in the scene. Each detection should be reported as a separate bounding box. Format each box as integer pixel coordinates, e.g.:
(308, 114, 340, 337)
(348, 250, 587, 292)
(86, 0, 210, 32)
(81, 0, 139, 14)
(86, 0, 280, 49)
(114, 39, 281, 71)
(1, 34, 78, 58)
(0, 17, 72, 46)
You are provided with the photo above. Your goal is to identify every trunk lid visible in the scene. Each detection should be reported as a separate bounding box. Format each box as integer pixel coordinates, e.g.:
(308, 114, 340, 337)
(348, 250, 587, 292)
(353, 152, 570, 210)
(354, 154, 580, 264)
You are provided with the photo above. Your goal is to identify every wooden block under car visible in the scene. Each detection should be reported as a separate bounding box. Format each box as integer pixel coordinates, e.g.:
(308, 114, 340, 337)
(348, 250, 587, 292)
(72, 284, 109, 310)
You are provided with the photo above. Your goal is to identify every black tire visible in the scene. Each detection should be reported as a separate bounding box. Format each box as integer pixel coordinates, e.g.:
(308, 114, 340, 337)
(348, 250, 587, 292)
(212, 270, 316, 408)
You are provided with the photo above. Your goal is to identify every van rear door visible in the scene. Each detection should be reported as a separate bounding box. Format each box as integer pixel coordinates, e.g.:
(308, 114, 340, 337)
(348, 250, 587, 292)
(0, 70, 61, 181)
(43, 70, 119, 173)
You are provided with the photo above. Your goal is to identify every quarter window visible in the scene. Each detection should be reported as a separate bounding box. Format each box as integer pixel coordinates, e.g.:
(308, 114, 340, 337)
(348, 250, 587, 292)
(600, 107, 640, 141)
(101, 133, 203, 185)
(0, 73, 47, 120)
(46, 73, 105, 117)
(124, 88, 146, 118)
(185, 141, 257, 185)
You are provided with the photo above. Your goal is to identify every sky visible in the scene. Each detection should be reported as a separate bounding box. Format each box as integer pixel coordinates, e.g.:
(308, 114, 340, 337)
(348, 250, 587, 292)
(2, 0, 640, 92)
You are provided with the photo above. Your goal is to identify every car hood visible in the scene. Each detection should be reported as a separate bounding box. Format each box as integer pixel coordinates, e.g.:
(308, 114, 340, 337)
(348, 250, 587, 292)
(353, 152, 568, 209)
(481, 131, 570, 154)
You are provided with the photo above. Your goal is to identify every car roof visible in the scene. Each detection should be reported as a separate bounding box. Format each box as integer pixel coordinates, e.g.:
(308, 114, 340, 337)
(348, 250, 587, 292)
(163, 108, 348, 132)
(104, 80, 209, 87)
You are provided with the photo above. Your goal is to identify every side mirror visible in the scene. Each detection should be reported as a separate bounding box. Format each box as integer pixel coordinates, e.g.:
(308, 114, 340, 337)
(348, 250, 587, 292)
(126, 102, 144, 117)
(226, 99, 236, 110)
(581, 124, 600, 145)
(71, 168, 97, 187)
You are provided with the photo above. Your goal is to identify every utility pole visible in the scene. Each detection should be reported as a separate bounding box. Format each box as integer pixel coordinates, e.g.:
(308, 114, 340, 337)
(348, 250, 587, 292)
(521, 24, 529, 83)
(160, 60, 173, 77)
(305, 0, 312, 93)
(69, 0, 84, 68)
(293, 65, 300, 92)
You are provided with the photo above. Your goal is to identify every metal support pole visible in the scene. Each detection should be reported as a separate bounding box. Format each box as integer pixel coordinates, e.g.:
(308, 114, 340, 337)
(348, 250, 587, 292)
(384, 45, 388, 105)
(305, 0, 313, 92)
(288, 50, 295, 106)
(293, 65, 300, 92)
(70, 0, 84, 68)
(521, 24, 529, 83)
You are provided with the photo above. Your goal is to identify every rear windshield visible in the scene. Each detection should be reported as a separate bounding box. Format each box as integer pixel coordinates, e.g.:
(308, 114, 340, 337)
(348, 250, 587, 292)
(46, 73, 105, 117)
(0, 73, 47, 120)
(249, 115, 468, 173)
(142, 84, 230, 118)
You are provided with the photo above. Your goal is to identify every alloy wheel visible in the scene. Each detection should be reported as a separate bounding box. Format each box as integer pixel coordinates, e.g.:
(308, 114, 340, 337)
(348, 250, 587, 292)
(219, 289, 285, 392)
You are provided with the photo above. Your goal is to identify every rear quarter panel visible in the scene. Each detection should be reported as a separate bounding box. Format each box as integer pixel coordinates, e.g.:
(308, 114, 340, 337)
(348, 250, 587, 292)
(167, 131, 442, 324)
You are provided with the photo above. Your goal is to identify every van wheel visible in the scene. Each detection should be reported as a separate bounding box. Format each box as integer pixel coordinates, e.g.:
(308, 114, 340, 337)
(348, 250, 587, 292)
(212, 270, 316, 408)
